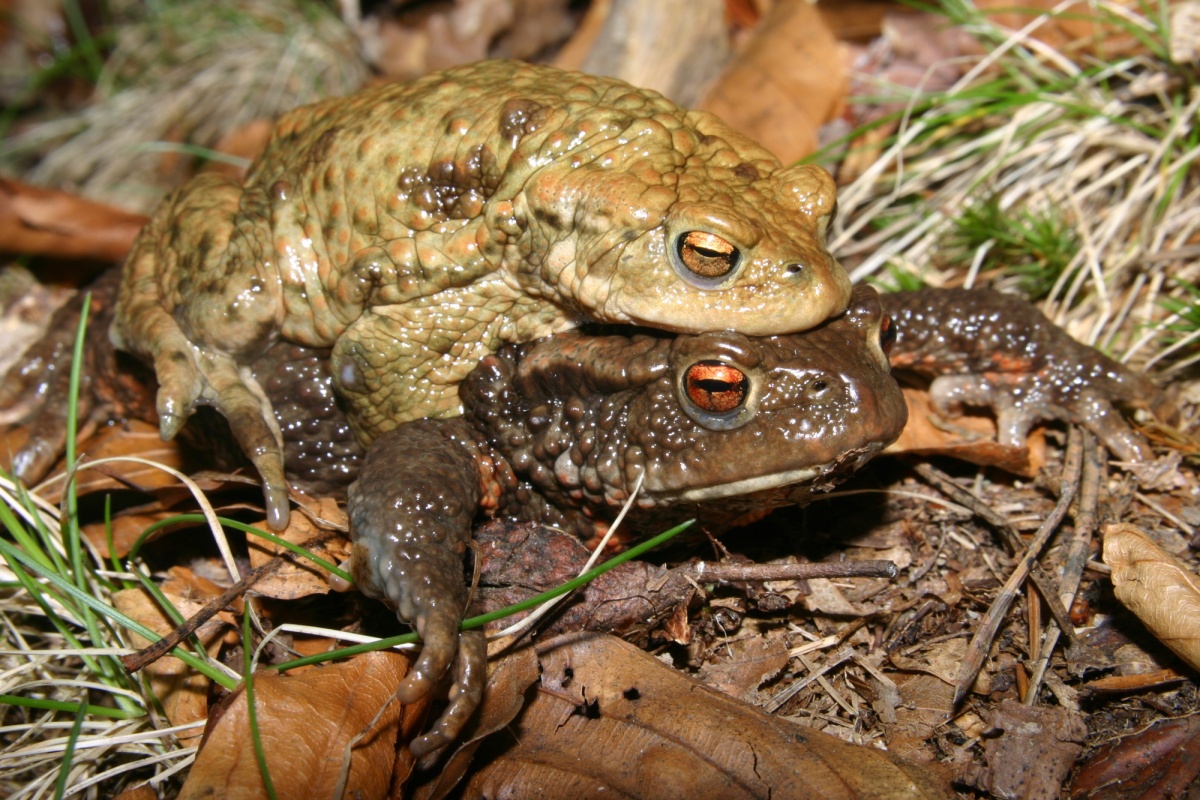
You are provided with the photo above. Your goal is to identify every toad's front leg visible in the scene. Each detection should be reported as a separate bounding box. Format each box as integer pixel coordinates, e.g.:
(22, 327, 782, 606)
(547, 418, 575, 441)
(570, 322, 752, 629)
(347, 418, 488, 756)
(112, 175, 295, 527)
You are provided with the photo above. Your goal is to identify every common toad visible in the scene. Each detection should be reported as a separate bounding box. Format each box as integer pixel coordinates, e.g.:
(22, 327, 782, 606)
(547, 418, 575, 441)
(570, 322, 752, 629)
(110, 60, 852, 529)
(1, 59, 1174, 757)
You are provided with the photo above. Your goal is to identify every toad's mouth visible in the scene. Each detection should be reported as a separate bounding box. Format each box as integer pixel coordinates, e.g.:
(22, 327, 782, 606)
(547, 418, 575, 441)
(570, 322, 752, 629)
(647, 443, 884, 504)
(661, 465, 823, 503)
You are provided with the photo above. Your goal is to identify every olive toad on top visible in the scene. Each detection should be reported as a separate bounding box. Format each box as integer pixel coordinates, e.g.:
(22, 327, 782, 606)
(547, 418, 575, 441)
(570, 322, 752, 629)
(111, 60, 852, 528)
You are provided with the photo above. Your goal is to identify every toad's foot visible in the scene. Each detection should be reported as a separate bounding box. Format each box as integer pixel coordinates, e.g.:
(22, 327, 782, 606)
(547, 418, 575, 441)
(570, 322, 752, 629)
(1, 302, 80, 482)
(925, 370, 1160, 461)
(883, 288, 1175, 462)
(143, 323, 290, 528)
(169, 347, 289, 528)
(347, 419, 488, 755)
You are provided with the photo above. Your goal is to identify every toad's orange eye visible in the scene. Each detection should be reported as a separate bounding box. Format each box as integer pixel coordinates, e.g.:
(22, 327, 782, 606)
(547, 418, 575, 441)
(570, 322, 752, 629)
(685, 361, 748, 413)
(678, 232, 739, 278)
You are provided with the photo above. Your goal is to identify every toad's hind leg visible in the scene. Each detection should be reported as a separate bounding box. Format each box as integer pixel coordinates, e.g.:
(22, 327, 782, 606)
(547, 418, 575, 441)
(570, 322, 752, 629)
(112, 175, 291, 527)
(348, 418, 488, 755)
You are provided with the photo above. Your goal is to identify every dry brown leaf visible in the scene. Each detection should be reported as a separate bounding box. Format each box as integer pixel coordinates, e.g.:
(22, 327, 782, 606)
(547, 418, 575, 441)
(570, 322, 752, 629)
(698, 0, 848, 163)
(113, 586, 229, 747)
(697, 635, 789, 701)
(292, 493, 350, 531)
(1069, 713, 1200, 799)
(957, 700, 1087, 800)
(552, 0, 610, 70)
(575, 0, 729, 107)
(890, 673, 955, 761)
(179, 651, 425, 800)
(818, 2, 898, 41)
(461, 632, 953, 799)
(247, 508, 349, 600)
(82, 508, 183, 560)
(1103, 522, 1200, 672)
(0, 177, 146, 261)
(412, 643, 541, 800)
(204, 118, 273, 180)
(112, 785, 159, 800)
(885, 386, 1045, 476)
(39, 418, 187, 505)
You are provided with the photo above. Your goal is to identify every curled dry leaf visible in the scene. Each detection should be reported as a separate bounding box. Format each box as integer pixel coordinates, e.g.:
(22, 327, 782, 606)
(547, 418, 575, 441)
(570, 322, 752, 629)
(461, 632, 953, 799)
(1069, 713, 1200, 799)
(246, 506, 350, 600)
(0, 177, 147, 261)
(885, 386, 1045, 477)
(179, 651, 426, 800)
(41, 418, 187, 505)
(1103, 523, 1200, 672)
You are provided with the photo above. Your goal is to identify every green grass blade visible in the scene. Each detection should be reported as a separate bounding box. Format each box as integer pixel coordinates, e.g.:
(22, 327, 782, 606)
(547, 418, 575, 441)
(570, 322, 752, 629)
(52, 699, 90, 800)
(243, 605, 278, 800)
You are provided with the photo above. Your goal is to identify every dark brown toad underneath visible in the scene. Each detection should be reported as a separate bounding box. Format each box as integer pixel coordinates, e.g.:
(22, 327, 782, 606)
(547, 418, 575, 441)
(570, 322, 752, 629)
(261, 284, 907, 754)
(248, 285, 1168, 754)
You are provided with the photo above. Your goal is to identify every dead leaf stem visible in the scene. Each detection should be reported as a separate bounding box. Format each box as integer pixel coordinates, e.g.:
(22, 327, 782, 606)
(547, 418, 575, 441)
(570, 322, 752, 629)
(1025, 432, 1103, 704)
(913, 460, 1077, 643)
(119, 538, 327, 674)
(951, 428, 1084, 708)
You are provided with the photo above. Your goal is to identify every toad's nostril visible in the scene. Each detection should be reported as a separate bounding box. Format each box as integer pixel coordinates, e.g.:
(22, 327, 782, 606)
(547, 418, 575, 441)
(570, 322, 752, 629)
(785, 263, 804, 276)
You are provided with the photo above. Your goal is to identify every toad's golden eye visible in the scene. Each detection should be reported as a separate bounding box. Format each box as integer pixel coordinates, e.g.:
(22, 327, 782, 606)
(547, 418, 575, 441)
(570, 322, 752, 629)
(684, 361, 748, 413)
(677, 232, 740, 278)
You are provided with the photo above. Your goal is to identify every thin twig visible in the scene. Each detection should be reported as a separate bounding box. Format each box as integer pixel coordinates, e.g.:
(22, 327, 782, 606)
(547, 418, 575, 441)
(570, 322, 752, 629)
(691, 560, 897, 582)
(952, 428, 1084, 707)
(119, 530, 336, 674)
(1024, 431, 1103, 703)
(765, 647, 855, 713)
(912, 461, 1079, 643)
(120, 559, 284, 674)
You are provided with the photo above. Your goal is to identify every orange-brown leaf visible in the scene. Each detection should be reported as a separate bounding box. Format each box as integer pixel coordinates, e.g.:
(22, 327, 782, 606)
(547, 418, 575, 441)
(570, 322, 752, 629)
(1103, 522, 1200, 672)
(113, 586, 229, 747)
(39, 419, 187, 506)
(462, 632, 953, 799)
(179, 651, 425, 800)
(0, 178, 146, 262)
(697, 0, 848, 163)
(885, 386, 1045, 476)
(247, 508, 350, 600)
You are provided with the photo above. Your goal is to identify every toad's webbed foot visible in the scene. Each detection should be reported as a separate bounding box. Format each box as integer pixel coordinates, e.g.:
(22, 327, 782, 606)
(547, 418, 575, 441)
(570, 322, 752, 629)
(347, 419, 487, 755)
(882, 288, 1175, 461)
(148, 335, 290, 528)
